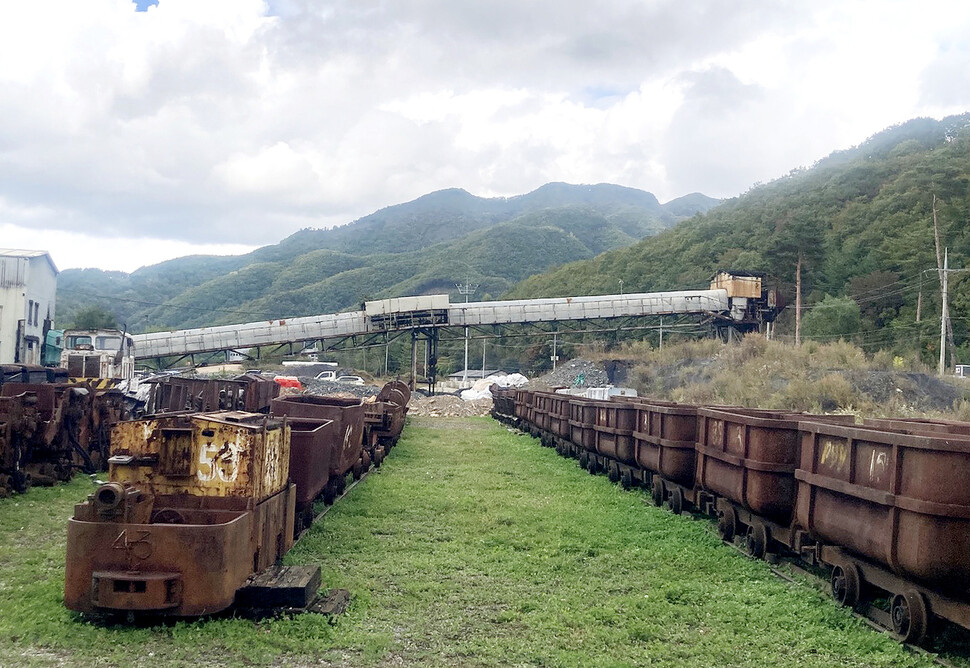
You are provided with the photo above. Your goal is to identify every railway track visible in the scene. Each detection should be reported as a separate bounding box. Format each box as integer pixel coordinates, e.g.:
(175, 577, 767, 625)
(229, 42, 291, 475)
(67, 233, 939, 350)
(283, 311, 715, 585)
(296, 465, 376, 542)
(719, 532, 958, 668)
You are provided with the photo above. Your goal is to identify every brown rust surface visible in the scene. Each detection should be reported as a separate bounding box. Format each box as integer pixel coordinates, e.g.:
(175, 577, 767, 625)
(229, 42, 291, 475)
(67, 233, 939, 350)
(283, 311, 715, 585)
(65, 485, 295, 616)
(633, 400, 698, 486)
(271, 397, 364, 477)
(593, 402, 637, 464)
(695, 408, 810, 522)
(287, 418, 338, 506)
(109, 412, 290, 503)
(796, 421, 970, 590)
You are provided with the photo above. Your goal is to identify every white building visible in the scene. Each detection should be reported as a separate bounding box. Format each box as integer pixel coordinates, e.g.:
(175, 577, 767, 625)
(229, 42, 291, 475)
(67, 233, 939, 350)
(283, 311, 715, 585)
(0, 249, 58, 365)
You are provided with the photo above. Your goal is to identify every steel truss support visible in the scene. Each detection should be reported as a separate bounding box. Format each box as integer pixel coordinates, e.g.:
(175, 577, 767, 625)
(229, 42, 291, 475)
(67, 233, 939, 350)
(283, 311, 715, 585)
(142, 312, 752, 370)
(408, 327, 439, 393)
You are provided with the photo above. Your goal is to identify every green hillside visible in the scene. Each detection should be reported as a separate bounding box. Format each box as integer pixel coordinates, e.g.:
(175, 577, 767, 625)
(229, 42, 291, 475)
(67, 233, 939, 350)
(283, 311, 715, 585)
(56, 184, 718, 331)
(507, 114, 970, 363)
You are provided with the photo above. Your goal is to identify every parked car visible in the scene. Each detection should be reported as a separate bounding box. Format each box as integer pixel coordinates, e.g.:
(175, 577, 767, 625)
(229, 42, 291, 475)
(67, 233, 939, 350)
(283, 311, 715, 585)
(336, 375, 365, 385)
(315, 370, 337, 381)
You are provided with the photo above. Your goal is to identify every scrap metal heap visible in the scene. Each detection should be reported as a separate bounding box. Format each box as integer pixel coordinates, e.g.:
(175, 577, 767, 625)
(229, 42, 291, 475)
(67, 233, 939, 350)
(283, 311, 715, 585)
(0, 365, 126, 496)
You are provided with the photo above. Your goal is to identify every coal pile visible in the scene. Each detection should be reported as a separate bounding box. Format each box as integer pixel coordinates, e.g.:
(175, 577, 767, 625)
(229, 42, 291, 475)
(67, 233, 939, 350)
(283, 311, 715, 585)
(298, 377, 381, 398)
(535, 359, 609, 389)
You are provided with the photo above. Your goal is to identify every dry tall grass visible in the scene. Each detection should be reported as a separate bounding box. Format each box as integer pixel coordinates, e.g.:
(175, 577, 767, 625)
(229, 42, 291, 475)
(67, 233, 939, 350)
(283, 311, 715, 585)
(594, 335, 957, 417)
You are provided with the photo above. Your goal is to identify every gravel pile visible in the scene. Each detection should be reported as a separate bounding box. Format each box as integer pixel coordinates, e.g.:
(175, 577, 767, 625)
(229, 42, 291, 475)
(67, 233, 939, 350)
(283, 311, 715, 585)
(298, 378, 381, 398)
(408, 394, 494, 417)
(535, 358, 609, 389)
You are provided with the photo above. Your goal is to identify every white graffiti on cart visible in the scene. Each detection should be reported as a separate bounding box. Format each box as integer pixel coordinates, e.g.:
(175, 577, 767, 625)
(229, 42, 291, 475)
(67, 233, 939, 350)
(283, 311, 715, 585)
(197, 440, 243, 483)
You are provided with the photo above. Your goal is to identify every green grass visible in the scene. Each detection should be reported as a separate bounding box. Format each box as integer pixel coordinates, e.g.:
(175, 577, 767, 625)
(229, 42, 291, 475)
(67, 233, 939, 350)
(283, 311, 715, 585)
(0, 417, 951, 666)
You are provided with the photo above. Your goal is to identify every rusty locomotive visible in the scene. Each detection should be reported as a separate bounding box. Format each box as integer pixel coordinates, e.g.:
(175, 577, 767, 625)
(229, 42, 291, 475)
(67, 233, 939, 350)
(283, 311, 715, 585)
(496, 387, 970, 645)
(63, 380, 410, 618)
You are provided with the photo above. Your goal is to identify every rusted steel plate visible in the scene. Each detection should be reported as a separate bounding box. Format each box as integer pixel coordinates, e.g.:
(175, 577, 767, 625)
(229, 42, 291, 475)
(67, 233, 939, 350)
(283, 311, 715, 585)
(377, 380, 410, 407)
(568, 397, 601, 451)
(796, 421, 970, 589)
(593, 401, 637, 464)
(513, 389, 533, 421)
(863, 416, 970, 437)
(489, 385, 516, 419)
(65, 485, 295, 616)
(547, 394, 570, 438)
(0, 381, 111, 481)
(146, 376, 280, 415)
(287, 418, 338, 507)
(695, 408, 853, 522)
(633, 400, 699, 486)
(109, 412, 290, 503)
(270, 397, 364, 477)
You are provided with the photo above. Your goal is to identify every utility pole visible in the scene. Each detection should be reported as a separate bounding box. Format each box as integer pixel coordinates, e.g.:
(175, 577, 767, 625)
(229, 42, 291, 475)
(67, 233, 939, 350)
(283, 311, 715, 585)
(940, 248, 949, 376)
(482, 339, 486, 377)
(551, 331, 559, 371)
(618, 279, 623, 295)
(933, 195, 957, 366)
(457, 280, 477, 387)
(659, 316, 664, 351)
(795, 253, 803, 346)
(916, 272, 923, 322)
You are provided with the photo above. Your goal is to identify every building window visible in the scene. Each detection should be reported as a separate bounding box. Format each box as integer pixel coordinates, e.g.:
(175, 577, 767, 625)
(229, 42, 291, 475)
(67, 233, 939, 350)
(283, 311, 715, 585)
(34, 302, 40, 326)
(27, 300, 33, 326)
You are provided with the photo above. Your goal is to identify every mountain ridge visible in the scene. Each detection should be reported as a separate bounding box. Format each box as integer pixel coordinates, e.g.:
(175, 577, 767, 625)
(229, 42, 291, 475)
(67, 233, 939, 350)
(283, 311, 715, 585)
(57, 182, 720, 331)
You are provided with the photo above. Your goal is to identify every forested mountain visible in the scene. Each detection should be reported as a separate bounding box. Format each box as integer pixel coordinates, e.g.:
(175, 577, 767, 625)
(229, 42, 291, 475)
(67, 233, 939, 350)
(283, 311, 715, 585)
(507, 114, 970, 364)
(56, 183, 718, 331)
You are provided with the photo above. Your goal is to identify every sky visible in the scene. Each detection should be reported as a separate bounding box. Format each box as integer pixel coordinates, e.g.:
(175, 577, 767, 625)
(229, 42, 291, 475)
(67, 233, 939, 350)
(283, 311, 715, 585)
(2, 1, 969, 273)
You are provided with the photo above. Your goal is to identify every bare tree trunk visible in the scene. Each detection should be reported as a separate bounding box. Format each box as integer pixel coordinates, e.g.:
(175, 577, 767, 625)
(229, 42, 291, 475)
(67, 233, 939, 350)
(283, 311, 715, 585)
(795, 252, 802, 346)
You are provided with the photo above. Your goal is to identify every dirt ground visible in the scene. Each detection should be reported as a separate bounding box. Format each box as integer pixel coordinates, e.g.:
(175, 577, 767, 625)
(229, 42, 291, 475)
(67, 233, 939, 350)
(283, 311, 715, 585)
(406, 394, 493, 417)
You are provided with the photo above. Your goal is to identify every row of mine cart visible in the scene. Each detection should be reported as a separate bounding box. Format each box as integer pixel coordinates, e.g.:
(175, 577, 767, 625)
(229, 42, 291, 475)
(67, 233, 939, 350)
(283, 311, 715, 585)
(62, 378, 410, 618)
(494, 387, 970, 645)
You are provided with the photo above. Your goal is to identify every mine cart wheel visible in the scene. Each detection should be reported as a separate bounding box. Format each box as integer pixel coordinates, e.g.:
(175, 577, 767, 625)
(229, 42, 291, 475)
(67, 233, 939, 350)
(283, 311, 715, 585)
(717, 506, 737, 542)
(298, 507, 315, 532)
(352, 460, 364, 480)
(12, 470, 30, 494)
(323, 479, 338, 505)
(744, 522, 768, 560)
(555, 441, 564, 456)
(374, 447, 385, 467)
(830, 563, 861, 608)
(336, 474, 347, 495)
(579, 451, 589, 469)
(652, 477, 665, 507)
(891, 590, 929, 645)
(587, 455, 598, 474)
(620, 469, 634, 490)
(608, 462, 620, 483)
(151, 508, 186, 525)
(668, 487, 684, 515)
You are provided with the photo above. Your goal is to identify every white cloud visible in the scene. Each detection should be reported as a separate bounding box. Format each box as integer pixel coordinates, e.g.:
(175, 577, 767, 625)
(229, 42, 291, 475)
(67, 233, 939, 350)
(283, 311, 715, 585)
(1, 223, 255, 273)
(0, 0, 968, 271)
